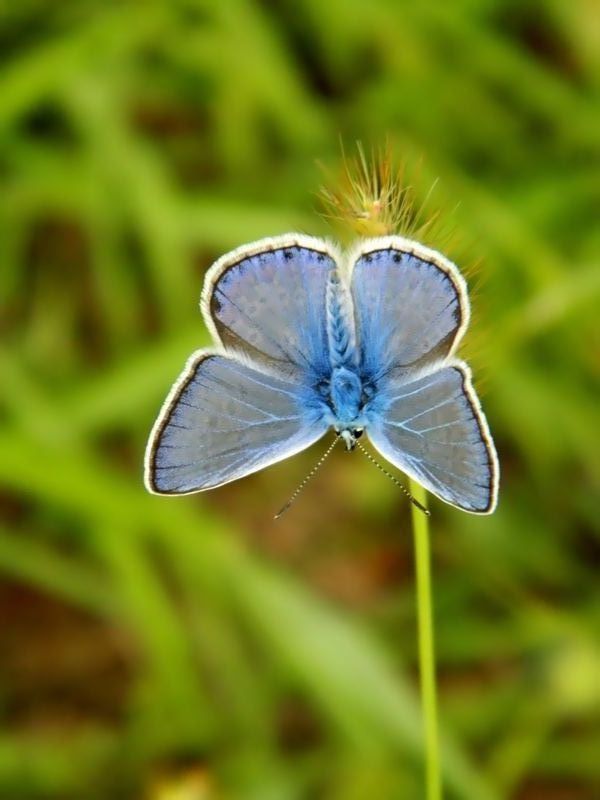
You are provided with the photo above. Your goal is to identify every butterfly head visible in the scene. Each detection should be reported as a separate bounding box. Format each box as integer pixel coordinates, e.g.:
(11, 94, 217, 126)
(338, 427, 364, 451)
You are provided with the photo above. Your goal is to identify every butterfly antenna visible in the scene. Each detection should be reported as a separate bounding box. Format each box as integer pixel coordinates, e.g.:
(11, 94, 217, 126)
(274, 435, 340, 520)
(355, 441, 430, 516)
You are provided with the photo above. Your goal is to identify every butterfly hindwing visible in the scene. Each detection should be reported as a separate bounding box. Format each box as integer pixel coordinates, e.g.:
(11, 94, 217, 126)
(351, 237, 469, 379)
(145, 352, 329, 494)
(202, 235, 339, 378)
(366, 362, 498, 513)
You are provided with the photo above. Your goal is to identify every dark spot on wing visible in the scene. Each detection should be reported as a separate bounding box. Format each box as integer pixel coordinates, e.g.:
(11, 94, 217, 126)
(393, 252, 402, 263)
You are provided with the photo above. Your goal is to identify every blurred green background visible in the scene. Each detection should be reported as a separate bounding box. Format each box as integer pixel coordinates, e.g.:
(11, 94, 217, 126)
(1, 2, 599, 799)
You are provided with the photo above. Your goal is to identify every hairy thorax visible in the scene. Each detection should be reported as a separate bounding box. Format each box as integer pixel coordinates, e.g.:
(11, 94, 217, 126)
(314, 365, 375, 450)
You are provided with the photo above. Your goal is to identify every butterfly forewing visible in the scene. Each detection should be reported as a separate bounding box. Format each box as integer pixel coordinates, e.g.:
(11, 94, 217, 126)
(365, 362, 498, 513)
(145, 353, 328, 494)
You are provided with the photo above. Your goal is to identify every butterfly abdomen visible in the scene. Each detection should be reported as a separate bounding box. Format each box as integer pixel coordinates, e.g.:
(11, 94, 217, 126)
(326, 270, 357, 370)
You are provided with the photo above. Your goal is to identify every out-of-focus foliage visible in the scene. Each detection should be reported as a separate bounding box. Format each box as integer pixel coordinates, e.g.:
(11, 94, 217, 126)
(0, 2, 598, 799)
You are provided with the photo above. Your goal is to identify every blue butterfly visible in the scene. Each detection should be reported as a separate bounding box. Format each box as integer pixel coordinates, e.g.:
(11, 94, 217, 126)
(144, 234, 499, 513)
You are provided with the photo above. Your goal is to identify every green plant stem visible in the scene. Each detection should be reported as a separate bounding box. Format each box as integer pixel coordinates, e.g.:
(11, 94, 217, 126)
(410, 478, 442, 800)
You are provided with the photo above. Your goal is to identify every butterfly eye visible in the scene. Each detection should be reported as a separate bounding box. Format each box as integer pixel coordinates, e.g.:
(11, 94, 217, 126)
(352, 428, 364, 439)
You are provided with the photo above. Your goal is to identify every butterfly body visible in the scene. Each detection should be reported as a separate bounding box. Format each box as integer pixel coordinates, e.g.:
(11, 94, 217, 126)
(324, 273, 364, 444)
(145, 234, 499, 513)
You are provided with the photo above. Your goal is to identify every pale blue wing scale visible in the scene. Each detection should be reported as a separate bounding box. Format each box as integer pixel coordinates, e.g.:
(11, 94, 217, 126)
(145, 353, 328, 494)
(366, 363, 499, 513)
(202, 236, 338, 377)
(351, 239, 469, 379)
